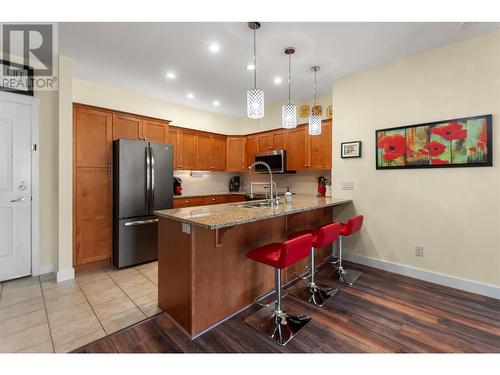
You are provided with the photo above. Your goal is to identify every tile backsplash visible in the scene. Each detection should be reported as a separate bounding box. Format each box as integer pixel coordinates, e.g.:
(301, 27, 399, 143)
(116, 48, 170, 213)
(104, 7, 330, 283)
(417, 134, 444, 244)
(174, 171, 242, 195)
(174, 169, 331, 196)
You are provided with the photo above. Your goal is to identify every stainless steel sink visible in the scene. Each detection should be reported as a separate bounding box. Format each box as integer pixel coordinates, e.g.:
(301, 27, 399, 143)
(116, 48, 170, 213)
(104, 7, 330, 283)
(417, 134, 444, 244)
(234, 200, 280, 208)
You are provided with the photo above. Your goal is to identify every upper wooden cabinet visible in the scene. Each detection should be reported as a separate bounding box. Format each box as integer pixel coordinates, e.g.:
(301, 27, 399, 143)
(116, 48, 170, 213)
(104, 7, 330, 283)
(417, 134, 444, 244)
(74, 106, 112, 168)
(178, 129, 197, 170)
(271, 130, 288, 150)
(143, 118, 169, 143)
(257, 133, 272, 152)
(196, 132, 212, 171)
(226, 137, 245, 172)
(112, 113, 143, 141)
(168, 127, 180, 168)
(245, 136, 258, 168)
(287, 127, 309, 171)
(211, 134, 226, 171)
(113, 113, 169, 142)
(309, 121, 332, 170)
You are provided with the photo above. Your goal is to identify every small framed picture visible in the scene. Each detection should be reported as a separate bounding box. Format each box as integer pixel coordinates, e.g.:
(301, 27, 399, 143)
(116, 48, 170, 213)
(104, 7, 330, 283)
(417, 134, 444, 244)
(341, 141, 362, 158)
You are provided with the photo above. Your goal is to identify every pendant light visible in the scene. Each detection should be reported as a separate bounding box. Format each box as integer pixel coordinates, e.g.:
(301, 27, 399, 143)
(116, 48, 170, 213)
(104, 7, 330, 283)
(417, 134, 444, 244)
(247, 22, 264, 119)
(308, 65, 322, 135)
(282, 47, 297, 129)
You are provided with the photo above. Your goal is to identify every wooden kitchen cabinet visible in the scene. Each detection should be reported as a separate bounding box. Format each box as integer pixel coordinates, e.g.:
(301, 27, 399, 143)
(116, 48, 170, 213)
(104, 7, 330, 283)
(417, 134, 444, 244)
(74, 107, 112, 168)
(225, 194, 246, 203)
(309, 121, 332, 170)
(142, 118, 169, 143)
(211, 134, 226, 171)
(112, 113, 143, 141)
(196, 132, 212, 171)
(204, 195, 227, 205)
(178, 129, 197, 170)
(173, 197, 206, 208)
(245, 136, 258, 168)
(226, 137, 246, 172)
(257, 133, 272, 152)
(168, 127, 180, 169)
(287, 126, 309, 170)
(271, 130, 288, 150)
(74, 167, 112, 265)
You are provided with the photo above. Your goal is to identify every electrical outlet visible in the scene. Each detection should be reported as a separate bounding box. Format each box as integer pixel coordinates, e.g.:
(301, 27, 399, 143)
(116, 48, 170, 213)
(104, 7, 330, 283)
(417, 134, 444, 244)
(415, 246, 424, 257)
(342, 181, 354, 191)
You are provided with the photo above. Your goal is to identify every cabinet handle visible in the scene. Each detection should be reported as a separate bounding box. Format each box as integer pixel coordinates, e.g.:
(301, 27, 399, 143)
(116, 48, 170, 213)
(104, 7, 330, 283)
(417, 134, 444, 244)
(107, 171, 111, 175)
(185, 200, 190, 204)
(107, 161, 111, 164)
(212, 198, 216, 201)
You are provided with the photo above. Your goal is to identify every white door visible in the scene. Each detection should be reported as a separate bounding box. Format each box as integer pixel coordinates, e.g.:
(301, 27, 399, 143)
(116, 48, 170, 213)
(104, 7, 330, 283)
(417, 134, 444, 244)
(0, 98, 32, 282)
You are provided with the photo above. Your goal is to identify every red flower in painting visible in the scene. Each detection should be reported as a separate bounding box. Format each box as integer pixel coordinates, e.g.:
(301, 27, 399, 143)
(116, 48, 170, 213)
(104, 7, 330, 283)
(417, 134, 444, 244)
(469, 147, 477, 152)
(378, 134, 406, 160)
(424, 141, 446, 156)
(430, 158, 449, 165)
(431, 122, 467, 141)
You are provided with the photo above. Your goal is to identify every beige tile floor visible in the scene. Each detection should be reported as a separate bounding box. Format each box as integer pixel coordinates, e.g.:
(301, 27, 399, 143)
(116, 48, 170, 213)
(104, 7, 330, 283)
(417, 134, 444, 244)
(0, 261, 160, 353)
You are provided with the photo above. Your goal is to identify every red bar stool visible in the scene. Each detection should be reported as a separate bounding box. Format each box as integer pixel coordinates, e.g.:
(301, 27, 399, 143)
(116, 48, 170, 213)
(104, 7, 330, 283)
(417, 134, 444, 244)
(286, 222, 341, 306)
(332, 215, 364, 286)
(244, 234, 313, 346)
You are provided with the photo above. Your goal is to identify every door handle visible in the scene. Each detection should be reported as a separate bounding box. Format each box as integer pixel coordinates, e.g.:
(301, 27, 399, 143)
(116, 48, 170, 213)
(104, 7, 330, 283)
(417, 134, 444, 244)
(150, 147, 155, 210)
(11, 196, 27, 203)
(145, 147, 150, 211)
(124, 219, 159, 226)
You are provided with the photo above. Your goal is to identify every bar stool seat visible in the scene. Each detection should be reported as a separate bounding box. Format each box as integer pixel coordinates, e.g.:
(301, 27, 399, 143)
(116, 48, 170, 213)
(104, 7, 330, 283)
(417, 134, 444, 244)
(286, 222, 341, 306)
(245, 234, 313, 346)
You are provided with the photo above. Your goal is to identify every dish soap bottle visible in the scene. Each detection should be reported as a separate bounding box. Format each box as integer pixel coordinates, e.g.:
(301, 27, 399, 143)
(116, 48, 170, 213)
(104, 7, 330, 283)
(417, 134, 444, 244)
(285, 186, 292, 202)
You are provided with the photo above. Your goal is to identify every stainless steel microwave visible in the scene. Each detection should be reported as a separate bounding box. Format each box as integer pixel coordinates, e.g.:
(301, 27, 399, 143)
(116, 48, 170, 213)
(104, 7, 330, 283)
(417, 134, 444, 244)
(254, 150, 287, 173)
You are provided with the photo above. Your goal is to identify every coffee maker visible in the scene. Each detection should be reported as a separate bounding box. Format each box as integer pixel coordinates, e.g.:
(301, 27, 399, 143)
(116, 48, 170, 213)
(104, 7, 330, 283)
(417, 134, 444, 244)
(229, 176, 240, 192)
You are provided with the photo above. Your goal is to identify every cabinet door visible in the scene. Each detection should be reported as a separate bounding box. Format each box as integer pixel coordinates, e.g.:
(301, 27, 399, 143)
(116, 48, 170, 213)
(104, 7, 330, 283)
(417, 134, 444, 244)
(211, 134, 227, 171)
(168, 127, 180, 169)
(204, 195, 227, 205)
(196, 132, 212, 171)
(143, 119, 168, 143)
(112, 113, 143, 141)
(226, 137, 245, 172)
(257, 133, 272, 152)
(75, 167, 112, 265)
(245, 136, 258, 168)
(74, 107, 112, 168)
(179, 129, 197, 170)
(173, 197, 206, 208)
(287, 127, 309, 170)
(309, 121, 332, 170)
(226, 194, 246, 203)
(272, 130, 288, 151)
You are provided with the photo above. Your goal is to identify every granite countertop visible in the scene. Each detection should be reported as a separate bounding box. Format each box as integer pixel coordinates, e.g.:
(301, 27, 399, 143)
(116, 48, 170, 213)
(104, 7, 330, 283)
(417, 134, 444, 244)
(173, 191, 246, 199)
(155, 195, 352, 230)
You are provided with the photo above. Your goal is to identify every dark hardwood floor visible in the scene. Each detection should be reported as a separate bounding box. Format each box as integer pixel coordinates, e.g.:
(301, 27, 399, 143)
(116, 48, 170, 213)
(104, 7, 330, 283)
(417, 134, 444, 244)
(76, 262, 500, 353)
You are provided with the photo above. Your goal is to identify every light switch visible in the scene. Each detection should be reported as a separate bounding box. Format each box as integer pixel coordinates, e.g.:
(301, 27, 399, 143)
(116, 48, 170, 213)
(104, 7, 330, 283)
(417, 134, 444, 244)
(182, 223, 191, 234)
(342, 182, 354, 191)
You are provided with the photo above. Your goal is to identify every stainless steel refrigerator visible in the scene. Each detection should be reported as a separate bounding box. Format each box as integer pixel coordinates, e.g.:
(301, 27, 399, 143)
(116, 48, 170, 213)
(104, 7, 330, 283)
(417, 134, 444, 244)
(113, 139, 173, 268)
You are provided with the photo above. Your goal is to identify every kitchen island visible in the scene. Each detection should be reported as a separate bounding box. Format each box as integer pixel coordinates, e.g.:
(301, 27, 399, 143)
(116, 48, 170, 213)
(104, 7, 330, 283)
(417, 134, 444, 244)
(154, 195, 352, 338)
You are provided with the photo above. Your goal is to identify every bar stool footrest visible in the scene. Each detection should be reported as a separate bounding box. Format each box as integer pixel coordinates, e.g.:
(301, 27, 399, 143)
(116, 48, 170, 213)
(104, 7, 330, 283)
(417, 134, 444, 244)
(286, 278, 338, 307)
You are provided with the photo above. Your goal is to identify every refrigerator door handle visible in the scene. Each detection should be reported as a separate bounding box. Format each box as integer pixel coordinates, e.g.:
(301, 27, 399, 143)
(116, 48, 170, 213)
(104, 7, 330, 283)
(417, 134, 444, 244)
(124, 218, 159, 226)
(145, 146, 150, 212)
(151, 146, 155, 210)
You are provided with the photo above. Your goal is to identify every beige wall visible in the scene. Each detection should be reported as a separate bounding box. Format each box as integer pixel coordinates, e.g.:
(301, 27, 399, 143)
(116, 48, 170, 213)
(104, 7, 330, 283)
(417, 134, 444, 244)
(332, 30, 500, 287)
(36, 89, 58, 272)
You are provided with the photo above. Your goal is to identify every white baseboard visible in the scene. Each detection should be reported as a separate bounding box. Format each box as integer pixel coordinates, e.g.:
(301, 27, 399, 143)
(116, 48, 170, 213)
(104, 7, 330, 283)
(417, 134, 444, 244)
(56, 267, 75, 283)
(343, 252, 500, 300)
(37, 264, 56, 276)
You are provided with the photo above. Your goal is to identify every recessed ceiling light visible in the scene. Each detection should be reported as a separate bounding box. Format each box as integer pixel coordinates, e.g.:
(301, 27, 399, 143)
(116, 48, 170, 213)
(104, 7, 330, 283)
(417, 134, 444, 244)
(246, 64, 255, 71)
(213, 100, 220, 106)
(208, 43, 220, 53)
(166, 72, 176, 79)
(187, 93, 195, 99)
(273, 77, 282, 84)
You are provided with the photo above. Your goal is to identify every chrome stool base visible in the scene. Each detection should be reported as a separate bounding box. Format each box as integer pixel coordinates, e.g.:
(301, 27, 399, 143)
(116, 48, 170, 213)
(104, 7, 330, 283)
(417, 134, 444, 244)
(287, 279, 338, 307)
(244, 303, 312, 346)
(338, 267, 362, 286)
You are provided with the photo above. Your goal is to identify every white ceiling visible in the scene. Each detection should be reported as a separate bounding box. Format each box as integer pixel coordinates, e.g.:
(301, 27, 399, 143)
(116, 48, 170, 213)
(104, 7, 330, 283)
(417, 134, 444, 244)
(59, 22, 500, 117)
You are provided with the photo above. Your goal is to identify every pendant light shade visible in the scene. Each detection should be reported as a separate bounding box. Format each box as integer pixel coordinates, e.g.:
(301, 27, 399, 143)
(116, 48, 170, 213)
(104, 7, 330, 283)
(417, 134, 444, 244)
(309, 66, 322, 135)
(247, 22, 264, 119)
(282, 103, 297, 129)
(282, 47, 297, 129)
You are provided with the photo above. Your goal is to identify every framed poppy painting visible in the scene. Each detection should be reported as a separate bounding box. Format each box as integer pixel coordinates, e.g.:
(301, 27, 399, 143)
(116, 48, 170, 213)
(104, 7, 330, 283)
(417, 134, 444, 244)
(376, 114, 492, 169)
